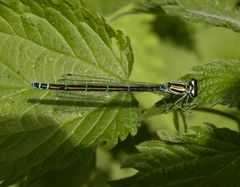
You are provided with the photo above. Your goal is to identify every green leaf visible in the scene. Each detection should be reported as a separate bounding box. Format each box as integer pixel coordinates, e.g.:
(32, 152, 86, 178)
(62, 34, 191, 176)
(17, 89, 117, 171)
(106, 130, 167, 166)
(182, 59, 240, 107)
(110, 124, 240, 187)
(138, 0, 240, 32)
(143, 59, 240, 119)
(0, 0, 138, 186)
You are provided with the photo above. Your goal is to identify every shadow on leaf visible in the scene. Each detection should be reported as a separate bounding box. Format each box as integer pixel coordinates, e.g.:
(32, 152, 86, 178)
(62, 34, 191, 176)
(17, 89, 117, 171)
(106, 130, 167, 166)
(28, 98, 135, 108)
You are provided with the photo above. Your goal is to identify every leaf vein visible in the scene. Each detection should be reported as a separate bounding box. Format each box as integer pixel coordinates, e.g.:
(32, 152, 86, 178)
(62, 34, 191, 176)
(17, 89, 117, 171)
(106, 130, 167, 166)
(0, 15, 16, 34)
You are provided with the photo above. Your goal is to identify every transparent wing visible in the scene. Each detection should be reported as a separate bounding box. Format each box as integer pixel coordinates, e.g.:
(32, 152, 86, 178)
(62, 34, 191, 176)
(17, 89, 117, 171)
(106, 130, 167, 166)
(58, 74, 161, 86)
(56, 90, 118, 102)
(58, 74, 125, 85)
(55, 74, 121, 103)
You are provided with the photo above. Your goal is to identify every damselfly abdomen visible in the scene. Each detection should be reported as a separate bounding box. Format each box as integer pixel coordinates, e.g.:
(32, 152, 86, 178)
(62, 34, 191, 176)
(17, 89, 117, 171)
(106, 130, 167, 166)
(30, 74, 198, 106)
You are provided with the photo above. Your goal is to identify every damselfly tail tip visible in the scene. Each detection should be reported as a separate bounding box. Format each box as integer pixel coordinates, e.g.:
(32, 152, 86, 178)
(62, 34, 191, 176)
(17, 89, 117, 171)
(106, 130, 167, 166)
(30, 82, 35, 88)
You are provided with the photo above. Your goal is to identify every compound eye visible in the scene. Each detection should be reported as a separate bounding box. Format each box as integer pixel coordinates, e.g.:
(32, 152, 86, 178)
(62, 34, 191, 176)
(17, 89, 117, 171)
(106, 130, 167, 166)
(191, 88, 197, 97)
(190, 79, 198, 97)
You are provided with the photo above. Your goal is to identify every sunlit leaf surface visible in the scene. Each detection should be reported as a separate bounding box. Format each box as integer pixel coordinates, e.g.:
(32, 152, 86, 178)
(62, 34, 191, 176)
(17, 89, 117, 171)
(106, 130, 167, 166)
(0, 0, 138, 186)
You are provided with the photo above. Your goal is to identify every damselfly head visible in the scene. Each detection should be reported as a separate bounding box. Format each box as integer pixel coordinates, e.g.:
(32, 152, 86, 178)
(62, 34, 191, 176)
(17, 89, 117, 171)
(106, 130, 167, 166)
(189, 79, 198, 97)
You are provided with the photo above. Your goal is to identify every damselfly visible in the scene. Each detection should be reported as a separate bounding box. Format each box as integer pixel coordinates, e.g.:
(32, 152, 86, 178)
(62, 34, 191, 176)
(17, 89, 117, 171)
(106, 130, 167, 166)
(30, 74, 198, 107)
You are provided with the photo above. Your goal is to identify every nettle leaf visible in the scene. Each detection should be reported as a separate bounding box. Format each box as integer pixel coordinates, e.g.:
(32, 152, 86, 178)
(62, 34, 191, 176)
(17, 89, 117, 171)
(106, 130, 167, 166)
(182, 59, 240, 107)
(111, 124, 240, 187)
(0, 0, 138, 186)
(143, 59, 240, 118)
(138, 0, 240, 32)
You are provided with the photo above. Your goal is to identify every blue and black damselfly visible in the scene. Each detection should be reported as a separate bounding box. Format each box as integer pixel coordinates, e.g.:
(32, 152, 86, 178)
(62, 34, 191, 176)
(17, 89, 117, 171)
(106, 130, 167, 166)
(30, 74, 198, 107)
